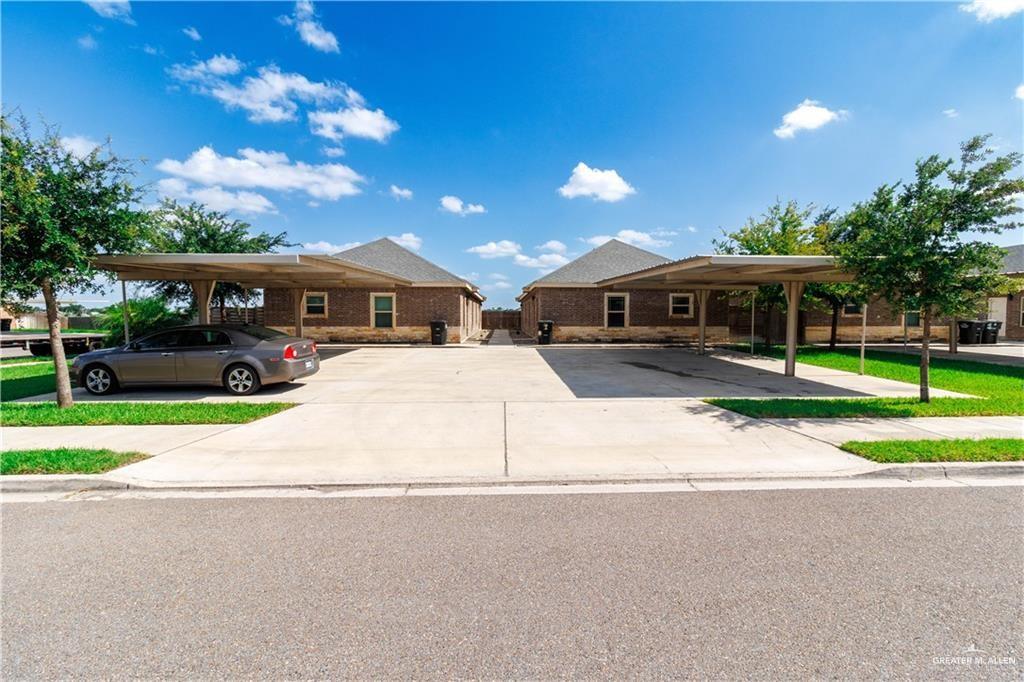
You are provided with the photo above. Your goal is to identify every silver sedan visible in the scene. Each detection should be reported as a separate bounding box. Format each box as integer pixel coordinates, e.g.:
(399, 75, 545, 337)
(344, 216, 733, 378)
(72, 325, 320, 396)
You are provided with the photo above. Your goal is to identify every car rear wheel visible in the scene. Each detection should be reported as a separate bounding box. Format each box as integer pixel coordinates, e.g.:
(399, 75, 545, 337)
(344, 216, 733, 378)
(83, 365, 118, 396)
(223, 363, 261, 396)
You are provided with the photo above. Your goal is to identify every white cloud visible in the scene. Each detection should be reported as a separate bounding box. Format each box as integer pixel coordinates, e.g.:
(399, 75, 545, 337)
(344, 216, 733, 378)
(142, 44, 161, 56)
(78, 34, 98, 50)
(61, 135, 101, 158)
(467, 240, 568, 270)
(303, 240, 360, 253)
(652, 227, 679, 237)
(183, 26, 202, 41)
(959, 0, 1024, 21)
(773, 99, 848, 139)
(466, 240, 521, 258)
(536, 239, 567, 254)
(157, 177, 277, 215)
(458, 272, 481, 282)
(558, 162, 635, 202)
(440, 195, 486, 216)
(389, 185, 413, 200)
(388, 232, 422, 251)
(322, 146, 345, 157)
(583, 229, 672, 249)
(490, 273, 510, 281)
(1016, 84, 1024, 100)
(942, 108, 960, 118)
(85, 1, 133, 24)
(686, 226, 698, 233)
(279, 0, 340, 53)
(309, 105, 399, 142)
(482, 280, 512, 291)
(157, 146, 365, 201)
(169, 58, 346, 124)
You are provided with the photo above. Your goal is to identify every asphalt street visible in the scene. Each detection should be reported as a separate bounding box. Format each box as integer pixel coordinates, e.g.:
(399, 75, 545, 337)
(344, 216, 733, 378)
(2, 486, 1022, 679)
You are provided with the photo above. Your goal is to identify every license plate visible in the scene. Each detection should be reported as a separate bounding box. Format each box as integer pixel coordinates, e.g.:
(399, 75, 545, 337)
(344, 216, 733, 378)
(304, 360, 313, 369)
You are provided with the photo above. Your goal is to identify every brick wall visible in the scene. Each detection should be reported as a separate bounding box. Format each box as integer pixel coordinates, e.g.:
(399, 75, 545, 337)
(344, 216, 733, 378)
(1003, 277, 1024, 340)
(525, 287, 729, 342)
(264, 286, 478, 343)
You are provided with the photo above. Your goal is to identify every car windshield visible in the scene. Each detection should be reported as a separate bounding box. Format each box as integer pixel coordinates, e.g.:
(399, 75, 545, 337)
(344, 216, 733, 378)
(236, 325, 289, 341)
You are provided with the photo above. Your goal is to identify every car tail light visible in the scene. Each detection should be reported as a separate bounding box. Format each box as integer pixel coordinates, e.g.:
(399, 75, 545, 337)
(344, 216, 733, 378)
(311, 342, 317, 354)
(283, 345, 296, 360)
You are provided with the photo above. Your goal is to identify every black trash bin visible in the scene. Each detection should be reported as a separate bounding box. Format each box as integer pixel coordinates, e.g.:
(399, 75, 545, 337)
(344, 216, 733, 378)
(538, 320, 554, 345)
(957, 320, 984, 345)
(982, 321, 1002, 344)
(430, 320, 448, 345)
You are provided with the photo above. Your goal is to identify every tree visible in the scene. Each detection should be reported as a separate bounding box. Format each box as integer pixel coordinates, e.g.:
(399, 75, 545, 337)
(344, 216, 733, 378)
(95, 296, 190, 347)
(806, 210, 864, 350)
(833, 135, 1023, 402)
(147, 200, 292, 318)
(1, 115, 150, 407)
(713, 200, 820, 349)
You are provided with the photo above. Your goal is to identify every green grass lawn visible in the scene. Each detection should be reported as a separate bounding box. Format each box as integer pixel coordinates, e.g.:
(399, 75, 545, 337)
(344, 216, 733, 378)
(707, 346, 1023, 418)
(1, 401, 295, 426)
(1, 448, 148, 475)
(0, 355, 63, 365)
(841, 438, 1024, 463)
(0, 361, 69, 401)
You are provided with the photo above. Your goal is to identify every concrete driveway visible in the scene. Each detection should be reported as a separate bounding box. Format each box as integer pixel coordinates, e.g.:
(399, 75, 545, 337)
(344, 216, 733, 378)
(8, 346, 978, 485)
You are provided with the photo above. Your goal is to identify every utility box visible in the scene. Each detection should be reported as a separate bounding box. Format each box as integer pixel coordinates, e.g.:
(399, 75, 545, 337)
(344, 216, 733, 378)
(538, 320, 554, 345)
(957, 320, 984, 345)
(981, 321, 1002, 344)
(430, 320, 448, 346)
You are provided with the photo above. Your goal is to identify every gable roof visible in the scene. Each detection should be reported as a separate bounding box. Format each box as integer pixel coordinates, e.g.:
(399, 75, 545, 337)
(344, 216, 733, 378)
(334, 238, 471, 285)
(1001, 244, 1024, 274)
(526, 239, 672, 288)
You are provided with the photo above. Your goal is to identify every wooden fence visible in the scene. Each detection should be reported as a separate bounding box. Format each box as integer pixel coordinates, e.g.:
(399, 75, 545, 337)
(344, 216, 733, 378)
(482, 310, 521, 330)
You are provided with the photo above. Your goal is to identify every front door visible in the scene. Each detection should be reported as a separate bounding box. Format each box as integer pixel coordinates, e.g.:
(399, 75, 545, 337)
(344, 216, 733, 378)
(987, 297, 1008, 338)
(174, 329, 235, 384)
(117, 330, 182, 384)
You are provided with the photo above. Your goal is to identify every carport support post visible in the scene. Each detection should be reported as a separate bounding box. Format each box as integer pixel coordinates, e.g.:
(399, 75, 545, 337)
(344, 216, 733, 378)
(120, 280, 131, 343)
(190, 280, 217, 325)
(292, 287, 307, 338)
(859, 303, 868, 375)
(696, 289, 710, 354)
(783, 281, 805, 377)
(750, 291, 756, 355)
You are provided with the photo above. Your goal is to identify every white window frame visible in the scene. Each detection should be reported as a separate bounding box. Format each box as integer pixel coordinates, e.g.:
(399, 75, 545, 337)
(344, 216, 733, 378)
(304, 291, 328, 318)
(604, 292, 629, 329)
(371, 293, 396, 329)
(840, 301, 863, 317)
(668, 293, 694, 318)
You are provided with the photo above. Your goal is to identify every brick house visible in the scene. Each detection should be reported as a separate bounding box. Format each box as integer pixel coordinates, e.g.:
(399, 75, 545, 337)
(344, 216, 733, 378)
(264, 238, 484, 343)
(517, 240, 731, 343)
(987, 244, 1023, 341)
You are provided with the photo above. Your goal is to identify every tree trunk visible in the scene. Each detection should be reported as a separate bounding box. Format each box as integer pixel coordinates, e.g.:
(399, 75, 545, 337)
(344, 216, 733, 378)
(919, 308, 931, 403)
(829, 302, 840, 350)
(41, 279, 74, 408)
(218, 292, 226, 324)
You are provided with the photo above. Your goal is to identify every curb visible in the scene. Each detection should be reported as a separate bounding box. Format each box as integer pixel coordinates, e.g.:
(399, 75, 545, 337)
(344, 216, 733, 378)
(2, 462, 1021, 495)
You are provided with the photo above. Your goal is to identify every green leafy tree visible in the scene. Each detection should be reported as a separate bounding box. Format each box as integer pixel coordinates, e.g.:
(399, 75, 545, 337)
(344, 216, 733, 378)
(713, 200, 821, 348)
(1, 115, 150, 407)
(147, 199, 292, 317)
(807, 210, 865, 350)
(95, 296, 190, 347)
(833, 135, 1023, 402)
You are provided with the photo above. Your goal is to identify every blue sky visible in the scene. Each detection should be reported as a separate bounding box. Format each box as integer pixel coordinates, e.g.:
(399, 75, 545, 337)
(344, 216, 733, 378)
(2, 1, 1022, 307)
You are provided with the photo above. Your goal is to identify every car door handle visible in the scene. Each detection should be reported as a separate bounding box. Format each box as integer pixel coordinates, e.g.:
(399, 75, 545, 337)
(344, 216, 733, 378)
(160, 352, 174, 357)
(215, 350, 231, 355)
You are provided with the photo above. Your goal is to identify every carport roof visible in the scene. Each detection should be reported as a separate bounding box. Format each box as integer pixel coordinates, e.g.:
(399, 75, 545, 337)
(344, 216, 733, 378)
(93, 253, 416, 288)
(596, 254, 855, 288)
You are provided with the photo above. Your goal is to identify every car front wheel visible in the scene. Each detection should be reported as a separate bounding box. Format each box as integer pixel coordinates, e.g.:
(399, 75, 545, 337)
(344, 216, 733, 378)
(223, 364, 261, 396)
(83, 365, 118, 396)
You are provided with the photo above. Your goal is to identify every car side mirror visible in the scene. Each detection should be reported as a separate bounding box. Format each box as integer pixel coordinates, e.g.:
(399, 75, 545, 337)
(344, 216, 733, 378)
(128, 341, 140, 351)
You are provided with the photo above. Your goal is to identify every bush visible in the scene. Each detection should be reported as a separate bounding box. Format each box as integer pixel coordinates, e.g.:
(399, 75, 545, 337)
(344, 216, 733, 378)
(95, 296, 190, 346)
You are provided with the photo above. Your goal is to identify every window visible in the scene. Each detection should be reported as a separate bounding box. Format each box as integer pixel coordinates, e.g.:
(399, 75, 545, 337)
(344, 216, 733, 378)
(842, 301, 862, 316)
(904, 311, 921, 327)
(669, 293, 693, 318)
(304, 292, 327, 317)
(372, 293, 395, 328)
(605, 294, 628, 328)
(179, 330, 232, 347)
(134, 331, 185, 350)
(238, 325, 288, 341)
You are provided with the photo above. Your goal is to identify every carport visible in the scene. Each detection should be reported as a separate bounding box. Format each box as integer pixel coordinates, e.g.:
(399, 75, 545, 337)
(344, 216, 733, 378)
(598, 255, 855, 376)
(93, 253, 412, 340)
